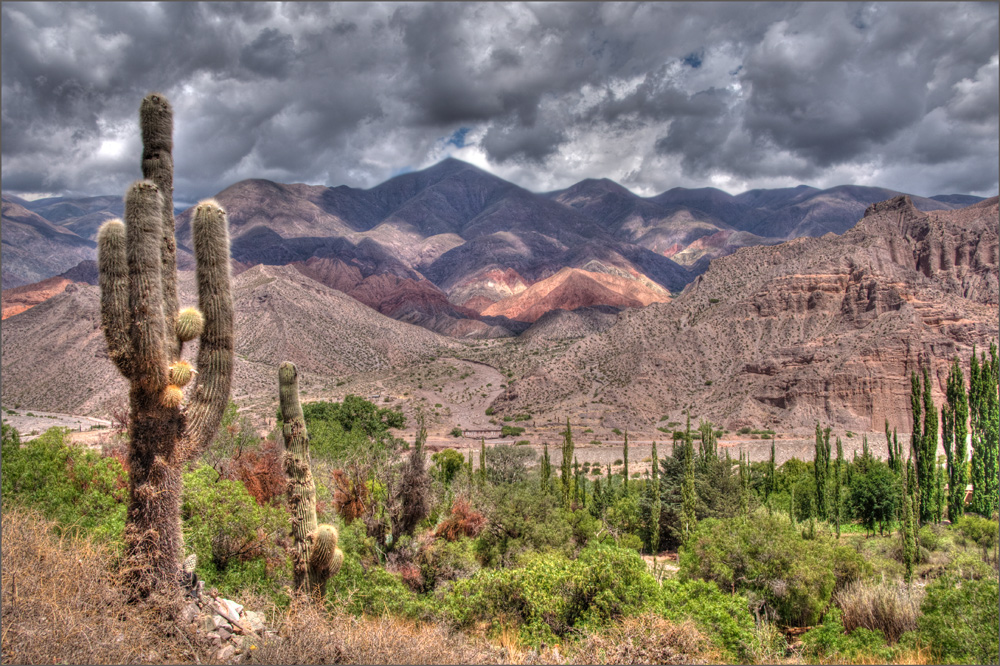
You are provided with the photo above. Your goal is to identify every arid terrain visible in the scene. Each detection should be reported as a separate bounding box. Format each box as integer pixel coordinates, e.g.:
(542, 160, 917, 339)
(2, 161, 996, 450)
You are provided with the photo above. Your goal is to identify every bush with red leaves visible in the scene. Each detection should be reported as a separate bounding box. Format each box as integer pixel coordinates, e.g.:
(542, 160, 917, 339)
(434, 496, 485, 542)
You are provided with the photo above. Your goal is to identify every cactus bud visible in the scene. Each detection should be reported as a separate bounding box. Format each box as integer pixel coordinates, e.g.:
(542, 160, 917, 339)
(176, 307, 204, 342)
(330, 547, 344, 577)
(163, 384, 184, 408)
(168, 360, 196, 387)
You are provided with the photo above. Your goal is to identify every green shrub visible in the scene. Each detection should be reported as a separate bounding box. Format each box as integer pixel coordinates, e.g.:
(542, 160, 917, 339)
(800, 608, 895, 663)
(181, 464, 290, 598)
(1, 425, 127, 545)
(431, 448, 466, 485)
(500, 425, 524, 438)
(679, 512, 838, 626)
(444, 543, 660, 645)
(660, 578, 781, 662)
(416, 536, 480, 592)
(449, 427, 463, 437)
(473, 484, 574, 567)
(954, 514, 999, 557)
(917, 572, 999, 664)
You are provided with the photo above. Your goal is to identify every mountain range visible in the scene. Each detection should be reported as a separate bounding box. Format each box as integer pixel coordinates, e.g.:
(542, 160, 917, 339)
(2, 160, 996, 435)
(2, 158, 983, 334)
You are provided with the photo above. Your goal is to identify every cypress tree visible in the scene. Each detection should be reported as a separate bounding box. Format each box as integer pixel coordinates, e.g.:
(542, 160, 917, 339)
(561, 418, 574, 509)
(814, 423, 831, 519)
(945, 357, 969, 520)
(790, 483, 797, 529)
(901, 456, 915, 585)
(650, 441, 661, 553)
(834, 436, 843, 538)
(909, 371, 924, 524)
(919, 367, 938, 522)
(623, 429, 630, 493)
(681, 413, 697, 539)
(541, 441, 552, 493)
(479, 438, 486, 487)
(935, 458, 946, 523)
(766, 435, 776, 503)
(738, 450, 750, 517)
(970, 343, 999, 517)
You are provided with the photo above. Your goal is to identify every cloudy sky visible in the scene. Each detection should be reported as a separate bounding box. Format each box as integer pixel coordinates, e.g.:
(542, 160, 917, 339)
(2, 1, 997, 206)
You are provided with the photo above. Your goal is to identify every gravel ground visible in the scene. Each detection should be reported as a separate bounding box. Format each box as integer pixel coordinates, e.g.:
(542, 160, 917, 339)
(1, 405, 112, 441)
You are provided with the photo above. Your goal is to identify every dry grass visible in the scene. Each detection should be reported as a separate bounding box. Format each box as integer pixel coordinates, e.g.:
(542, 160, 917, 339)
(1, 508, 202, 665)
(247, 596, 501, 665)
(570, 613, 719, 665)
(834, 577, 923, 644)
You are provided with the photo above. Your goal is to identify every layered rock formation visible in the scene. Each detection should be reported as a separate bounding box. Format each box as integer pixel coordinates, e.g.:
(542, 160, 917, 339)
(492, 196, 999, 434)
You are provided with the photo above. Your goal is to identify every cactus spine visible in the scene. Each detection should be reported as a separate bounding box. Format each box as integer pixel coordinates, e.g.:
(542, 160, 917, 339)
(97, 93, 234, 598)
(279, 362, 341, 598)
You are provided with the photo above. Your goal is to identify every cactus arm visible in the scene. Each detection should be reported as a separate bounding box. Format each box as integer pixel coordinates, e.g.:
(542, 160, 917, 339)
(178, 200, 235, 461)
(123, 180, 169, 396)
(140, 92, 180, 361)
(97, 219, 133, 378)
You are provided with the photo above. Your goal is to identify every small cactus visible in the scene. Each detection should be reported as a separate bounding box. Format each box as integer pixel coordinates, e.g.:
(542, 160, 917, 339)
(309, 524, 344, 580)
(162, 385, 185, 408)
(168, 360, 195, 387)
(176, 307, 205, 342)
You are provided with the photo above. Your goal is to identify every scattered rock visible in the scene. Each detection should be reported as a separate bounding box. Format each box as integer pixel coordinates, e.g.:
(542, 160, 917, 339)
(217, 644, 236, 662)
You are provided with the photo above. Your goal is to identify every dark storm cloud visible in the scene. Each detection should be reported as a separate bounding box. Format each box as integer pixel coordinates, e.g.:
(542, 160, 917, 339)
(1, 2, 997, 202)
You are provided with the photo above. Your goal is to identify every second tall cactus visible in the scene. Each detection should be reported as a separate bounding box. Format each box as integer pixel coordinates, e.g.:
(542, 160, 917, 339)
(280, 362, 343, 598)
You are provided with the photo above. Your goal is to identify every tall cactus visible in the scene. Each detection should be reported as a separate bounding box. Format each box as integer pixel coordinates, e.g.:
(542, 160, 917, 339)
(279, 362, 343, 598)
(97, 93, 234, 598)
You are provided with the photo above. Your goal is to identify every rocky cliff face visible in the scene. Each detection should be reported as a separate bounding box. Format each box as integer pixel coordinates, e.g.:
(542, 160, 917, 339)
(492, 196, 999, 434)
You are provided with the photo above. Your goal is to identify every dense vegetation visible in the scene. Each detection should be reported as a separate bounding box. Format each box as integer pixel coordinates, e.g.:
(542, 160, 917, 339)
(2, 344, 998, 664)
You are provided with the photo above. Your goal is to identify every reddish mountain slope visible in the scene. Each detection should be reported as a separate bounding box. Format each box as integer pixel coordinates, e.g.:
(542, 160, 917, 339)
(1, 276, 76, 319)
(481, 267, 671, 323)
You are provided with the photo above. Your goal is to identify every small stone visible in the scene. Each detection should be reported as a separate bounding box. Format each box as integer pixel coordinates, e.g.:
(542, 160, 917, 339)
(231, 635, 245, 650)
(180, 602, 198, 625)
(241, 610, 266, 633)
(212, 614, 233, 631)
(217, 644, 236, 661)
(215, 598, 243, 623)
(206, 631, 222, 646)
(218, 626, 232, 641)
(199, 614, 216, 633)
